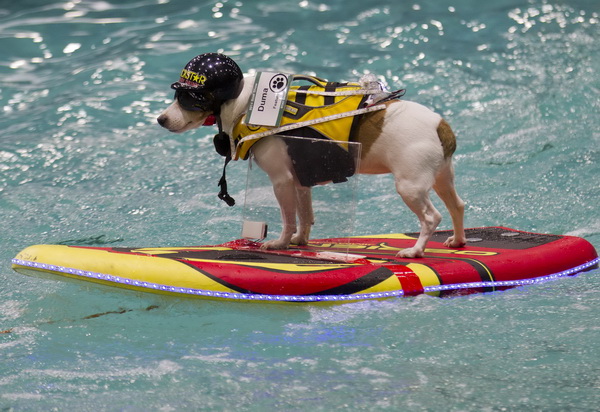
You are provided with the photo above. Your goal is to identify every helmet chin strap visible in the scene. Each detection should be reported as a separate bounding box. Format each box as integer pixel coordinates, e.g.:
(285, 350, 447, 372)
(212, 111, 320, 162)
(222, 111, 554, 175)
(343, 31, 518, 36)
(213, 110, 235, 207)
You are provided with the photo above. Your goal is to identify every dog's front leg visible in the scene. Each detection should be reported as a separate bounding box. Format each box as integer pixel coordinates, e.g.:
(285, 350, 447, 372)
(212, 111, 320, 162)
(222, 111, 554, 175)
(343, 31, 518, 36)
(261, 175, 297, 250)
(291, 186, 314, 245)
(252, 137, 297, 250)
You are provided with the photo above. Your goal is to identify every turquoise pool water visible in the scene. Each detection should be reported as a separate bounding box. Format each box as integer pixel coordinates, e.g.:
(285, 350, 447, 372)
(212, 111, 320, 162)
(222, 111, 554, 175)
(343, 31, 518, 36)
(1, 0, 598, 410)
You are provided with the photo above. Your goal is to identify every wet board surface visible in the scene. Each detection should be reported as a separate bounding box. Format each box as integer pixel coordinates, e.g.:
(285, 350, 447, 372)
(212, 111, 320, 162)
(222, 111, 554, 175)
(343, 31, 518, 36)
(12, 227, 599, 302)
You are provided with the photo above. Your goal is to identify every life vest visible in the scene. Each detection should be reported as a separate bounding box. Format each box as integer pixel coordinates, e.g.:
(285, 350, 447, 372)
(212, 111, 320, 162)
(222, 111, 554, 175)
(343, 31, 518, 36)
(214, 75, 402, 202)
(232, 75, 371, 160)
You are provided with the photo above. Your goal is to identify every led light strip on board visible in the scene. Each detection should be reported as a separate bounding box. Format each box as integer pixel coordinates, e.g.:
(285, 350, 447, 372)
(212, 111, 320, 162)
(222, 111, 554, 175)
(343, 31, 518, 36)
(11, 257, 599, 302)
(422, 257, 599, 293)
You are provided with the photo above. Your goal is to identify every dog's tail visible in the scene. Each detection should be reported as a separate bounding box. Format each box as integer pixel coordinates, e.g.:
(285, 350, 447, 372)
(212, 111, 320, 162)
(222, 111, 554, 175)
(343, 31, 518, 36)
(437, 119, 457, 158)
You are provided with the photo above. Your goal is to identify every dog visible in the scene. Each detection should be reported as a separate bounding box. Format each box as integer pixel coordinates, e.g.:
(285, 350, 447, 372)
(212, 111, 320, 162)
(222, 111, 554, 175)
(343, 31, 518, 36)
(157, 53, 466, 258)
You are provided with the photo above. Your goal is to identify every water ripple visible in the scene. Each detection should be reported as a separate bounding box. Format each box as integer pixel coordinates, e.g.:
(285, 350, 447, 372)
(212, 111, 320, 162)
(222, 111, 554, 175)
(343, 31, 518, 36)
(0, 1, 599, 409)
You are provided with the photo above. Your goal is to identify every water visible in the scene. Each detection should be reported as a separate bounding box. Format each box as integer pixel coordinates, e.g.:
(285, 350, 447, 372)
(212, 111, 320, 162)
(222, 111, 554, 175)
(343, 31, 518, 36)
(1, 0, 598, 410)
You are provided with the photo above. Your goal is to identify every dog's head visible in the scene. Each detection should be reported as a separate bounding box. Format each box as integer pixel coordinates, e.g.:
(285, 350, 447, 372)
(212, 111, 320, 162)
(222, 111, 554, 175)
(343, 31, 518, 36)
(157, 53, 243, 133)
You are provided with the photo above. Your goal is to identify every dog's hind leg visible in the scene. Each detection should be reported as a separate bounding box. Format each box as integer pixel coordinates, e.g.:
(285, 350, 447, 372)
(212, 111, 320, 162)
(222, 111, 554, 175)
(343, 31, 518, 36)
(291, 186, 314, 245)
(433, 160, 467, 248)
(395, 178, 442, 258)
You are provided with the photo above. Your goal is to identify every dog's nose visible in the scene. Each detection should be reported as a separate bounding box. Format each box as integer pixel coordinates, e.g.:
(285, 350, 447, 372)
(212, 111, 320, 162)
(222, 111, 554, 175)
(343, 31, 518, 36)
(157, 114, 167, 127)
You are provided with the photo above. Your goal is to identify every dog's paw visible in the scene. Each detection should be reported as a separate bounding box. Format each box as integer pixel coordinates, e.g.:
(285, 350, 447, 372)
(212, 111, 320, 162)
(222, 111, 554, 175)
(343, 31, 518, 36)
(397, 247, 424, 259)
(290, 233, 309, 246)
(443, 236, 467, 248)
(260, 239, 290, 250)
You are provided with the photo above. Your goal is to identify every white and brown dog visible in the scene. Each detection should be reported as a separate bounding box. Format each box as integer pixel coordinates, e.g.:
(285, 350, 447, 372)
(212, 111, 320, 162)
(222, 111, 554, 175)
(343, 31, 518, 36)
(157, 53, 466, 258)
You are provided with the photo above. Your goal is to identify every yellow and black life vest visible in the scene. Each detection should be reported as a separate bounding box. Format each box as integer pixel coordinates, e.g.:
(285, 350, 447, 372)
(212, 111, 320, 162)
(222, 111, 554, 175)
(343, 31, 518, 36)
(232, 75, 370, 160)
(215, 75, 401, 201)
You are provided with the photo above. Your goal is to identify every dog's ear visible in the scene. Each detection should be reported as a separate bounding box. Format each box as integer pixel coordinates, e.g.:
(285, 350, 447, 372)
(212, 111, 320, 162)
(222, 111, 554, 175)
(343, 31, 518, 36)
(213, 132, 231, 157)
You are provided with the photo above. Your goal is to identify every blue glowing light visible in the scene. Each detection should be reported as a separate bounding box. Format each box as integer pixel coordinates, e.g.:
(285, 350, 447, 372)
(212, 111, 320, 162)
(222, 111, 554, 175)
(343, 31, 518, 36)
(11, 257, 599, 302)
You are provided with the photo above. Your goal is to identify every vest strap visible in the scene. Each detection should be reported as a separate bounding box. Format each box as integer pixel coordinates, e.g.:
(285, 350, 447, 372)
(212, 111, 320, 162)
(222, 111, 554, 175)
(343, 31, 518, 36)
(233, 103, 387, 160)
(292, 88, 387, 97)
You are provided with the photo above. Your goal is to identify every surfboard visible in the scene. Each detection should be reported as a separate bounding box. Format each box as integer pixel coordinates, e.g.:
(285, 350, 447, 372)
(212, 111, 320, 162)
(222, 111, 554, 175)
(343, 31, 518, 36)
(12, 227, 598, 302)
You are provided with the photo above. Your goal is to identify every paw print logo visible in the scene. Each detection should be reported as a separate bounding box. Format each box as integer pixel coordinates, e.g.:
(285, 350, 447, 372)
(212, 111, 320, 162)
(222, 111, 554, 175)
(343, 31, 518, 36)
(269, 74, 288, 93)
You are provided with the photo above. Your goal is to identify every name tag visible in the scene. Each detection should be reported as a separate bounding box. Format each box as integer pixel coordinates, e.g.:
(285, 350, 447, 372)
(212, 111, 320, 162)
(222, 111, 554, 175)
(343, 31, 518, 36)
(246, 72, 291, 127)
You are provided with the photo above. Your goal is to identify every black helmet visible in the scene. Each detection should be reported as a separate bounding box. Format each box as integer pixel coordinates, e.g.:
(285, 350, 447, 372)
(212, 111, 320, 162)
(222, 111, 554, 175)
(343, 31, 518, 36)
(171, 53, 243, 112)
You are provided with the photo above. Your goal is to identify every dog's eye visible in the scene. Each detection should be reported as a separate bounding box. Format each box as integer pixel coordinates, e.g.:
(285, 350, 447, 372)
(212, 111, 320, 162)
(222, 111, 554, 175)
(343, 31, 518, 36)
(174, 90, 207, 111)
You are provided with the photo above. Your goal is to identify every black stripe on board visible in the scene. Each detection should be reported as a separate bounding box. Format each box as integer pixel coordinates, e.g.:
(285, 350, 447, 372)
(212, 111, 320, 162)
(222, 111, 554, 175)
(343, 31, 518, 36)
(309, 266, 394, 296)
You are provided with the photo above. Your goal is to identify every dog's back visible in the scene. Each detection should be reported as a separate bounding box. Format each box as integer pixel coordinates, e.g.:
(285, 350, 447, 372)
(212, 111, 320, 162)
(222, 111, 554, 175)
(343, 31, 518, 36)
(355, 100, 454, 174)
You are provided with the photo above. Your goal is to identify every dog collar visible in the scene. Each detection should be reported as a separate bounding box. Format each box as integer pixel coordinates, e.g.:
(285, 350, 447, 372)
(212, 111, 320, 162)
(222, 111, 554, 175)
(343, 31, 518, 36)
(203, 115, 216, 126)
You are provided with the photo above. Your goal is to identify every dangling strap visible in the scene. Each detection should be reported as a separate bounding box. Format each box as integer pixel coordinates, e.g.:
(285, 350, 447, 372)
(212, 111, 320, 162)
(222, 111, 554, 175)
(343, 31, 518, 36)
(368, 88, 406, 106)
(217, 155, 235, 206)
(214, 112, 235, 206)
